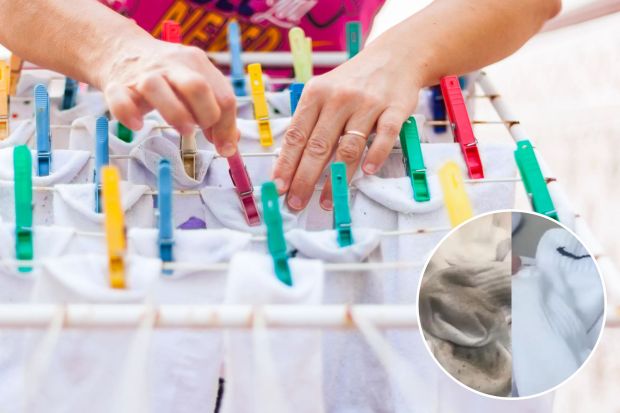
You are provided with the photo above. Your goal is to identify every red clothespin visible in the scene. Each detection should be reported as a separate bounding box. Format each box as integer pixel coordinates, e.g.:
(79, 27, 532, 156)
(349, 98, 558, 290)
(162, 20, 182, 43)
(440, 76, 484, 179)
(228, 151, 261, 226)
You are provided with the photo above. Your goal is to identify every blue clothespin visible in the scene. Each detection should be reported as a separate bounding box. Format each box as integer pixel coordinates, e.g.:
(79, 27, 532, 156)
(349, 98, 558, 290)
(34, 84, 51, 177)
(430, 85, 446, 134)
(62, 77, 78, 110)
(331, 162, 353, 247)
(94, 116, 109, 213)
(290, 83, 304, 115)
(261, 182, 292, 286)
(227, 20, 246, 97)
(158, 159, 175, 273)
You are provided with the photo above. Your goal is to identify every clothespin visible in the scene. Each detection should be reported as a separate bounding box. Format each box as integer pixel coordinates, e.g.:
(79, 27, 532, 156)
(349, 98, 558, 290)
(440, 76, 484, 179)
(158, 159, 175, 272)
(61, 78, 78, 110)
(248, 63, 273, 146)
(346, 21, 362, 59)
(162, 20, 182, 43)
(0, 61, 9, 140)
(514, 140, 558, 220)
(331, 162, 354, 247)
(117, 123, 133, 143)
(180, 130, 198, 179)
(13, 145, 34, 273)
(228, 151, 260, 226)
(400, 117, 430, 202)
(261, 182, 292, 286)
(102, 166, 126, 289)
(94, 116, 109, 213)
(34, 84, 52, 177)
(429, 86, 447, 133)
(9, 54, 23, 96)
(227, 20, 247, 97)
(289, 27, 313, 83)
(438, 161, 473, 228)
(290, 83, 304, 115)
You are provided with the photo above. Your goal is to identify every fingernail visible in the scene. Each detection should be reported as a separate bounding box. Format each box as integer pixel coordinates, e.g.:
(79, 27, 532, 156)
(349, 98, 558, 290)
(274, 178, 286, 193)
(288, 195, 303, 210)
(127, 118, 143, 130)
(320, 199, 333, 211)
(219, 143, 236, 157)
(363, 163, 377, 174)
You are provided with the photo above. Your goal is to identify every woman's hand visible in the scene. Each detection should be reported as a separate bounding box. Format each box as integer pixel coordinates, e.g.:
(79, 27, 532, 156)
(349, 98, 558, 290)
(272, 36, 424, 211)
(100, 38, 239, 156)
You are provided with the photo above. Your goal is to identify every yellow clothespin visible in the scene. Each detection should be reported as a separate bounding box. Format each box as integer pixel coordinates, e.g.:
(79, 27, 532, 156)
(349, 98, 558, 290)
(102, 166, 126, 289)
(248, 63, 273, 147)
(438, 161, 473, 227)
(9, 54, 23, 96)
(289, 27, 313, 83)
(0, 61, 9, 140)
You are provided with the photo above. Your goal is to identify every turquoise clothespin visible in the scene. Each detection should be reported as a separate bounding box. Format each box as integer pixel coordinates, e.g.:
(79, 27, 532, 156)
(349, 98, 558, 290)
(117, 123, 133, 143)
(399, 117, 430, 202)
(290, 83, 304, 115)
(34, 84, 51, 177)
(514, 140, 558, 221)
(14, 145, 33, 273)
(261, 182, 292, 286)
(94, 117, 109, 213)
(158, 159, 174, 274)
(346, 21, 362, 59)
(331, 162, 354, 247)
(62, 77, 78, 110)
(228, 20, 247, 97)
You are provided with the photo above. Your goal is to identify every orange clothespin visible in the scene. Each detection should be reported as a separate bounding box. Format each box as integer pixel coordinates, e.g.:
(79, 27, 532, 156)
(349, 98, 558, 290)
(0, 61, 9, 140)
(9, 54, 23, 96)
(102, 166, 126, 289)
(248, 63, 273, 146)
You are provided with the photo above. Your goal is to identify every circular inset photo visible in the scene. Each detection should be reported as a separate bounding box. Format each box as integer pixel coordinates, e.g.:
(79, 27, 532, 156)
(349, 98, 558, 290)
(417, 211, 605, 398)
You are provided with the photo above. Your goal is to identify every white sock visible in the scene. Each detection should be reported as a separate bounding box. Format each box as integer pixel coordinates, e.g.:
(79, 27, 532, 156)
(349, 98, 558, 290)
(128, 228, 252, 413)
(222, 251, 325, 413)
(236, 90, 292, 120)
(0, 120, 35, 150)
(26, 254, 160, 413)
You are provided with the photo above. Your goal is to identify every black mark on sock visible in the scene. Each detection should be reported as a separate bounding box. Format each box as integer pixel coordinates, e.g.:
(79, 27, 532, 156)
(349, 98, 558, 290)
(557, 246, 590, 260)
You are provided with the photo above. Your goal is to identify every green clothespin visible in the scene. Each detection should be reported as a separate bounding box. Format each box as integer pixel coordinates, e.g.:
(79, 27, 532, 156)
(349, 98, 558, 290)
(331, 162, 353, 247)
(514, 140, 558, 221)
(13, 145, 34, 272)
(399, 116, 430, 202)
(117, 123, 133, 143)
(261, 182, 292, 286)
(346, 21, 362, 59)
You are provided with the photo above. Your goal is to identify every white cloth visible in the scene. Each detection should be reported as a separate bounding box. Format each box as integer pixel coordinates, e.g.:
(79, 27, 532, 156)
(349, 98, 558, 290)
(0, 148, 91, 225)
(236, 90, 292, 120)
(0, 119, 35, 149)
(27, 254, 160, 413)
(513, 228, 604, 397)
(222, 251, 325, 413)
(128, 227, 252, 413)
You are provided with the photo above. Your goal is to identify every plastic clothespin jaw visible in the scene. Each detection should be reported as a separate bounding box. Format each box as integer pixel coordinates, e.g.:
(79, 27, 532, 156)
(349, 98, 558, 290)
(330, 162, 354, 247)
(261, 182, 292, 286)
(289, 83, 304, 115)
(0, 61, 9, 141)
(514, 140, 559, 221)
(248, 63, 273, 147)
(438, 161, 473, 228)
(228, 151, 261, 226)
(13, 145, 34, 273)
(439, 76, 484, 180)
(61, 78, 78, 110)
(227, 20, 247, 97)
(289, 27, 313, 83)
(102, 166, 126, 289)
(117, 123, 133, 143)
(399, 117, 430, 202)
(346, 21, 362, 59)
(34, 84, 52, 177)
(162, 20, 182, 43)
(158, 159, 175, 273)
(180, 130, 198, 179)
(94, 117, 110, 213)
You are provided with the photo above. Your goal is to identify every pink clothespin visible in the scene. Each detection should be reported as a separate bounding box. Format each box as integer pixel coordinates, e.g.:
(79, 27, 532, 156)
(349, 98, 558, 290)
(162, 20, 182, 43)
(440, 76, 484, 179)
(228, 152, 261, 226)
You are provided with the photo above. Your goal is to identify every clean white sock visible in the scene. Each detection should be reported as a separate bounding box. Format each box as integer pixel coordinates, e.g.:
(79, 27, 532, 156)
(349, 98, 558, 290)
(0, 148, 91, 225)
(26, 254, 160, 413)
(128, 227, 252, 413)
(236, 90, 292, 120)
(0, 120, 36, 150)
(222, 251, 325, 413)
